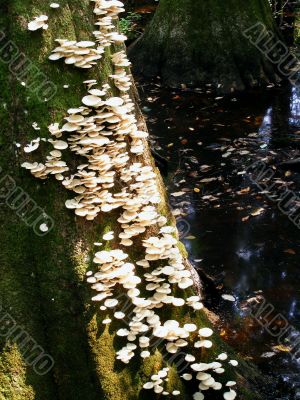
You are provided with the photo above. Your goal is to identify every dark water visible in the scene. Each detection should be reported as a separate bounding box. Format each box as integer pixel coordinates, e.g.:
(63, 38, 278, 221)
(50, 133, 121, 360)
(136, 77, 300, 398)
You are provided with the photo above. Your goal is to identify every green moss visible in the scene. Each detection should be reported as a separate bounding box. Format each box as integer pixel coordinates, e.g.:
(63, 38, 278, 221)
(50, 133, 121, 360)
(0, 345, 36, 400)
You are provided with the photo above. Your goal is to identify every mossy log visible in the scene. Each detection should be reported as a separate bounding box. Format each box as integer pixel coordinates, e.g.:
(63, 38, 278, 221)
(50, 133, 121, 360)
(0, 1, 267, 399)
(129, 0, 283, 92)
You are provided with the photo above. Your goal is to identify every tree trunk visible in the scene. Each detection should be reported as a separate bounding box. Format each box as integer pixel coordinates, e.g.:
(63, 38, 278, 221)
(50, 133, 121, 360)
(129, 0, 283, 92)
(0, 1, 267, 400)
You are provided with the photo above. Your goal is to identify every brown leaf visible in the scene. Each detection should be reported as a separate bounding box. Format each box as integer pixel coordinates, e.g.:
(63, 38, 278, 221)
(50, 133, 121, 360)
(251, 207, 264, 217)
(272, 344, 291, 353)
(284, 249, 296, 255)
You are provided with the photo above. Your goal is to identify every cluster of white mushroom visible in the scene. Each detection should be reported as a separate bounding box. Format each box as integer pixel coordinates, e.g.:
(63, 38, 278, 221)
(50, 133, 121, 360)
(49, 39, 104, 69)
(22, 149, 69, 179)
(187, 352, 238, 400)
(110, 51, 132, 92)
(92, 0, 127, 46)
(22, 1, 239, 399)
(143, 367, 180, 396)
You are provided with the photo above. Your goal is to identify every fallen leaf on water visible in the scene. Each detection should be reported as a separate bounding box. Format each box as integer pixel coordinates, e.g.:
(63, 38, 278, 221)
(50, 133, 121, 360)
(238, 187, 251, 194)
(194, 188, 200, 193)
(171, 191, 186, 197)
(251, 207, 264, 217)
(222, 294, 236, 302)
(172, 209, 185, 216)
(185, 235, 196, 240)
(200, 177, 218, 183)
(242, 216, 250, 222)
(261, 352, 276, 358)
(284, 249, 296, 255)
(272, 344, 291, 353)
(199, 164, 212, 172)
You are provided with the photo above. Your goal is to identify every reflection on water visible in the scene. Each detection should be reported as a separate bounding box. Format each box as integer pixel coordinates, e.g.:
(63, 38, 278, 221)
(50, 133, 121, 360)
(258, 107, 272, 143)
(290, 87, 300, 127)
(137, 76, 300, 398)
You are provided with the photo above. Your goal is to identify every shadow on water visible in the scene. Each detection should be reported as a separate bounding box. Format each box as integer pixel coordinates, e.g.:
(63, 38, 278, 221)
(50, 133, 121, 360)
(136, 76, 300, 398)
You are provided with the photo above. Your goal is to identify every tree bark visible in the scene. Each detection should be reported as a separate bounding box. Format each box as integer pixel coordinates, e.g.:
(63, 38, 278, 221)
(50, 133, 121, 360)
(0, 1, 267, 399)
(129, 0, 283, 92)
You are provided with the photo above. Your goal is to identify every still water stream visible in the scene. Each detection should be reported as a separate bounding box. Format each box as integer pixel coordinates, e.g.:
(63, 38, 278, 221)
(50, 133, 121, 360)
(136, 76, 300, 398)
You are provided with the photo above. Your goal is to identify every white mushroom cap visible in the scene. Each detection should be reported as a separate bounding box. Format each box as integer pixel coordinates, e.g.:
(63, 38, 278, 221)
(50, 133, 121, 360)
(158, 370, 168, 378)
(164, 320, 179, 330)
(104, 298, 118, 308)
(226, 381, 236, 387)
(229, 360, 238, 367)
(166, 342, 178, 354)
(89, 89, 106, 96)
(195, 340, 213, 349)
(77, 41, 95, 47)
(51, 140, 68, 150)
(184, 323, 197, 332)
(116, 328, 130, 337)
(198, 383, 210, 391)
(172, 298, 185, 307)
(114, 311, 125, 319)
(82, 95, 103, 107)
(39, 223, 49, 232)
(223, 389, 237, 400)
(193, 393, 204, 400)
(105, 97, 124, 107)
(202, 377, 215, 387)
(154, 386, 163, 394)
(214, 368, 225, 374)
(198, 327, 213, 338)
(217, 353, 228, 361)
(185, 354, 196, 362)
(103, 232, 114, 241)
(196, 373, 211, 381)
(213, 382, 222, 390)
(191, 363, 210, 372)
(24, 139, 40, 153)
(28, 15, 48, 31)
(140, 351, 150, 358)
(143, 382, 154, 390)
(209, 362, 222, 369)
(181, 373, 193, 381)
